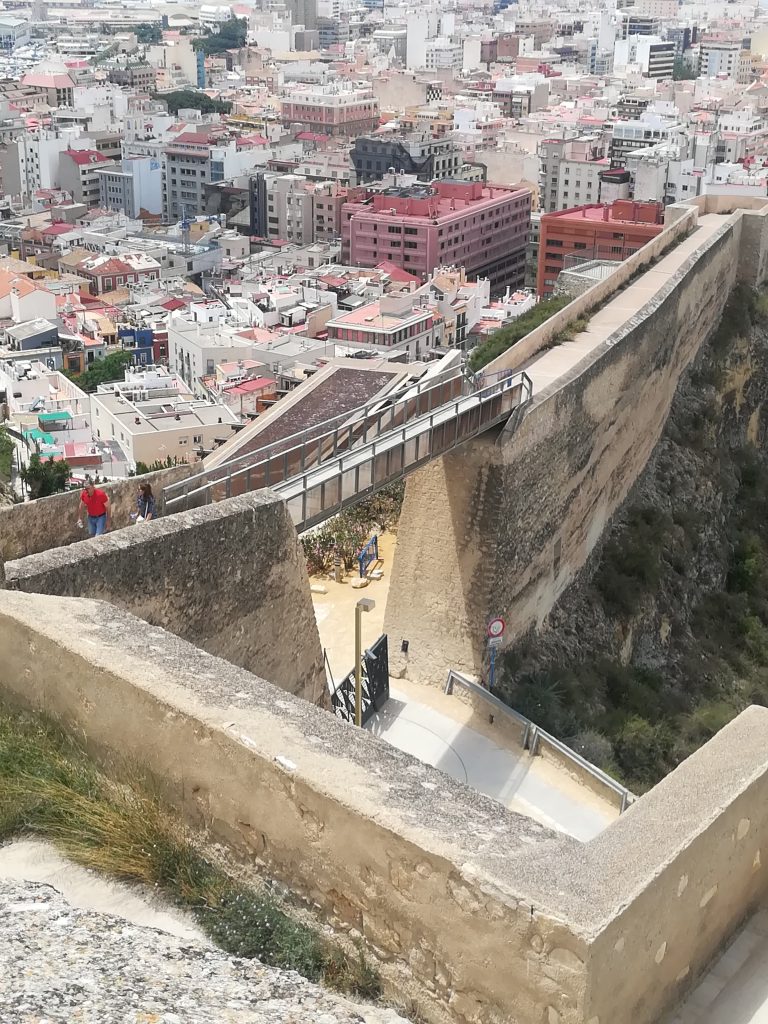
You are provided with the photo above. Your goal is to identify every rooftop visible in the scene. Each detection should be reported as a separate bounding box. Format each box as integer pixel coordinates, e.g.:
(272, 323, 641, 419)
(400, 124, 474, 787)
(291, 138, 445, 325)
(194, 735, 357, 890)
(63, 149, 111, 168)
(328, 300, 432, 331)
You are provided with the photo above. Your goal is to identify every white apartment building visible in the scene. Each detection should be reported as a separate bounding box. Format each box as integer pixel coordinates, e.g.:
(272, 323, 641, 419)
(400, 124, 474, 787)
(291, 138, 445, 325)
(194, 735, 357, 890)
(1, 126, 88, 201)
(614, 35, 676, 79)
(96, 156, 164, 219)
(699, 38, 742, 79)
(425, 38, 464, 73)
(91, 364, 239, 466)
(538, 135, 608, 213)
(168, 304, 260, 396)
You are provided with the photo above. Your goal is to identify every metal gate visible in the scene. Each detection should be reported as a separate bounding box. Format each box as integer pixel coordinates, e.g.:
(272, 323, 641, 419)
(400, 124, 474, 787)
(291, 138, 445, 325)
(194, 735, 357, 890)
(330, 634, 389, 726)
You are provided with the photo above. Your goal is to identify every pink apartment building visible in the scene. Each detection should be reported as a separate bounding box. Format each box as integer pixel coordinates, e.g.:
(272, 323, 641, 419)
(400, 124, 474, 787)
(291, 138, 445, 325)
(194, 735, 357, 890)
(280, 83, 379, 138)
(340, 180, 531, 293)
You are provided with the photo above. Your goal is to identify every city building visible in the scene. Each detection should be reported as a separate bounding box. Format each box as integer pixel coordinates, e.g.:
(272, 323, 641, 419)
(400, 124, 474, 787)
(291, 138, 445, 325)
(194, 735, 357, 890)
(59, 148, 115, 208)
(90, 364, 239, 468)
(492, 76, 550, 119)
(538, 136, 608, 214)
(76, 252, 161, 295)
(107, 63, 157, 92)
(614, 36, 676, 79)
(168, 303, 257, 395)
(96, 156, 163, 219)
(341, 179, 531, 293)
(163, 129, 271, 222)
(325, 292, 443, 360)
(311, 180, 347, 242)
(610, 116, 685, 168)
(350, 134, 463, 183)
(699, 36, 742, 79)
(265, 174, 314, 245)
(280, 82, 379, 138)
(0, 16, 30, 51)
(537, 199, 664, 296)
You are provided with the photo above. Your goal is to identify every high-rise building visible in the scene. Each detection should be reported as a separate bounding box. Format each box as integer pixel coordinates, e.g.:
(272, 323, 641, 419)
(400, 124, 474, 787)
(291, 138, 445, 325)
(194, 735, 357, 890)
(341, 179, 531, 293)
(538, 136, 609, 213)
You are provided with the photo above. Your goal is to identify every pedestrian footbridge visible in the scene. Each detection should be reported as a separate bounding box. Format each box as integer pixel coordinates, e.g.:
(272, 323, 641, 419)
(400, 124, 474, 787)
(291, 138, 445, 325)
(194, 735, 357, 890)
(164, 365, 532, 532)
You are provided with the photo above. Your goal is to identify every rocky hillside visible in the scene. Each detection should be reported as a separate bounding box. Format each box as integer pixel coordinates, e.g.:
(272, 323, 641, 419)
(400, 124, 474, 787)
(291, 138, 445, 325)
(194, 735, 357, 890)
(498, 285, 768, 792)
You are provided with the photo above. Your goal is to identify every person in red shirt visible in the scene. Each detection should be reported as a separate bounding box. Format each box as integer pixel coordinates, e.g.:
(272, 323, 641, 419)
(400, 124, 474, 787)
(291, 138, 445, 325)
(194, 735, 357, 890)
(77, 477, 111, 536)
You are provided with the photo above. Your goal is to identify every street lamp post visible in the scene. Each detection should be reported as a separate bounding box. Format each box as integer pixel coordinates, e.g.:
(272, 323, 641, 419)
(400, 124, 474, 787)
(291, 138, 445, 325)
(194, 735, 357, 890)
(354, 597, 376, 728)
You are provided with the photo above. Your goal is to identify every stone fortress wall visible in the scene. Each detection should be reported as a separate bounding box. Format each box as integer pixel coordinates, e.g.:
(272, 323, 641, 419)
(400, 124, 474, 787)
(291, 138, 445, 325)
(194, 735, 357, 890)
(4, 196, 768, 1023)
(2, 591, 768, 1024)
(385, 196, 768, 685)
(3, 492, 326, 706)
(0, 461, 200, 563)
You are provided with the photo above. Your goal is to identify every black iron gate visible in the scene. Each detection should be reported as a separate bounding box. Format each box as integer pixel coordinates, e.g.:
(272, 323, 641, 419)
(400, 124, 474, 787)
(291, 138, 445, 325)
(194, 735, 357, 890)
(330, 634, 389, 726)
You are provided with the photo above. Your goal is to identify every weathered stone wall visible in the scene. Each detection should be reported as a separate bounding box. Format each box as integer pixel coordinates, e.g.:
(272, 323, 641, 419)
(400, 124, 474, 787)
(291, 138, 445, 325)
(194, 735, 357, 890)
(0, 462, 199, 562)
(0, 591, 583, 1024)
(3, 492, 326, 706)
(386, 206, 751, 686)
(2, 590, 768, 1024)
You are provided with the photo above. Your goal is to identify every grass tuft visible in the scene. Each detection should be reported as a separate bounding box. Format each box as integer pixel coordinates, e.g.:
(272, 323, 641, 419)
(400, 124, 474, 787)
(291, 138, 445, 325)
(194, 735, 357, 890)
(0, 706, 380, 1000)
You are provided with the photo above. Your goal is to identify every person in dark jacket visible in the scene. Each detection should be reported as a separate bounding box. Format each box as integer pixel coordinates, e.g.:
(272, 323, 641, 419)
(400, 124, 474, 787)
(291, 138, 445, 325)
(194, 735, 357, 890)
(136, 482, 156, 522)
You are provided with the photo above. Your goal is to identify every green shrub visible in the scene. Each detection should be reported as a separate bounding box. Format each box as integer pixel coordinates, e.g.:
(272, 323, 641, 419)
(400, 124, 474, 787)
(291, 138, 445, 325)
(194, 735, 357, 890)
(301, 482, 404, 576)
(0, 426, 13, 483)
(467, 295, 573, 371)
(20, 453, 71, 498)
(595, 506, 671, 616)
(0, 705, 380, 1000)
(614, 715, 673, 787)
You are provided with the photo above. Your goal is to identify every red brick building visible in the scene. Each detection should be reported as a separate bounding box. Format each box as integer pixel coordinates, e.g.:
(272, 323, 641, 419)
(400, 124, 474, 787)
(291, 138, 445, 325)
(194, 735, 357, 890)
(537, 200, 664, 297)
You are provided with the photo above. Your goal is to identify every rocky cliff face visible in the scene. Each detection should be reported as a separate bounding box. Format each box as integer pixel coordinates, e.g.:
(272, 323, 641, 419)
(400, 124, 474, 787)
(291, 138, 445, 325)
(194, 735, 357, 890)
(498, 286, 768, 791)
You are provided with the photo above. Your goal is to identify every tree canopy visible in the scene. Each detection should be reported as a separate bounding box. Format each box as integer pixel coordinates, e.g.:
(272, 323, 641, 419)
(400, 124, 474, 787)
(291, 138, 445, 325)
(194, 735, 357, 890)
(155, 90, 232, 116)
(193, 17, 248, 55)
(136, 23, 162, 45)
(21, 453, 71, 499)
(66, 351, 133, 394)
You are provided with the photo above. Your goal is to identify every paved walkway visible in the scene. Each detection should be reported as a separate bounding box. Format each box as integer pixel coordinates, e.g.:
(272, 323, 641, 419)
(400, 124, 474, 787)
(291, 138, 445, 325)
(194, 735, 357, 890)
(310, 537, 618, 842)
(515, 213, 726, 393)
(366, 683, 616, 840)
(667, 909, 768, 1023)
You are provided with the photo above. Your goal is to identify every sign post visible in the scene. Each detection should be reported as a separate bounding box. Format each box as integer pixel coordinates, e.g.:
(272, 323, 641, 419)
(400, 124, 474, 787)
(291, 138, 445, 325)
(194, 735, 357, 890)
(486, 617, 505, 691)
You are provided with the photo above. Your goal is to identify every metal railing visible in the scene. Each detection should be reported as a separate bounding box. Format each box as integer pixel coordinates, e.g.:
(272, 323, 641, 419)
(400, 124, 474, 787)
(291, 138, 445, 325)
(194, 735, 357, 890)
(164, 363, 468, 512)
(358, 535, 379, 577)
(272, 371, 531, 533)
(445, 669, 635, 814)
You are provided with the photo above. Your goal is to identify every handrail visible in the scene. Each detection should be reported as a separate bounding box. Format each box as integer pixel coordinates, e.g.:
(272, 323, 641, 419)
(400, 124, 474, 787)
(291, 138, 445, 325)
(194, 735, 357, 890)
(166, 370, 531, 513)
(445, 669, 635, 813)
(164, 363, 468, 504)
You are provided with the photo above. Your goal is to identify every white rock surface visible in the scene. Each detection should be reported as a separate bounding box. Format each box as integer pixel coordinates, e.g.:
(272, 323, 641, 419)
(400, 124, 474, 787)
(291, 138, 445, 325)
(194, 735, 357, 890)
(0, 845, 408, 1024)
